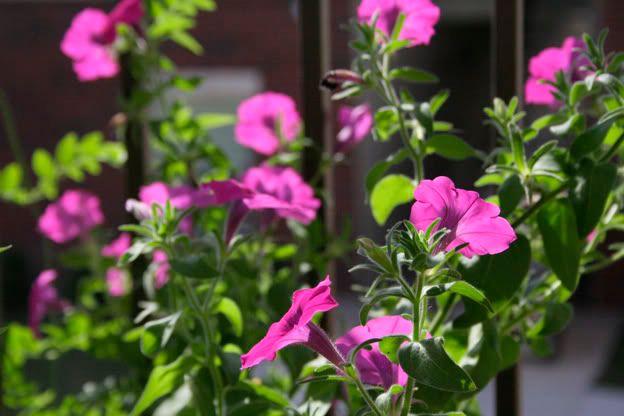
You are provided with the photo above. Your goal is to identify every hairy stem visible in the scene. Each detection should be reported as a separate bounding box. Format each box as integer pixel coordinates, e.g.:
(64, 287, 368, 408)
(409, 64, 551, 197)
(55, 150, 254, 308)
(401, 273, 425, 416)
(512, 182, 570, 228)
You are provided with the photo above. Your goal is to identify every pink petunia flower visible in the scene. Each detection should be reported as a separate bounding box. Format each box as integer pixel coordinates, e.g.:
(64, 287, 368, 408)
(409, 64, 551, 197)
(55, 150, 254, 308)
(153, 250, 170, 289)
(101, 232, 132, 258)
(28, 270, 70, 337)
(525, 36, 586, 106)
(410, 176, 516, 257)
(336, 316, 412, 388)
(336, 104, 373, 153)
(106, 267, 129, 297)
(242, 166, 321, 224)
(38, 190, 104, 244)
(60, 0, 143, 81)
(235, 92, 302, 155)
(357, 0, 440, 47)
(241, 276, 343, 369)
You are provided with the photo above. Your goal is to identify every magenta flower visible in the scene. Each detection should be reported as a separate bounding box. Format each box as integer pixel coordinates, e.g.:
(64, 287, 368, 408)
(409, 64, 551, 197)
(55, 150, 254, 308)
(242, 166, 321, 224)
(28, 270, 70, 337)
(235, 92, 302, 155)
(336, 316, 412, 388)
(525, 36, 586, 106)
(106, 267, 129, 297)
(38, 190, 104, 244)
(101, 233, 132, 258)
(336, 104, 373, 153)
(241, 276, 343, 369)
(153, 250, 170, 289)
(60, 0, 143, 81)
(410, 176, 516, 257)
(357, 0, 440, 47)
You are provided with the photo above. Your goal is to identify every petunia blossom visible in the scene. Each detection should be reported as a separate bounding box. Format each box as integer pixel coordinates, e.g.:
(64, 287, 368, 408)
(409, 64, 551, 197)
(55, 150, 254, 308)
(241, 166, 321, 224)
(38, 190, 104, 244)
(525, 36, 586, 106)
(410, 176, 516, 257)
(357, 0, 440, 47)
(241, 276, 343, 369)
(60, 0, 143, 81)
(153, 250, 170, 289)
(336, 104, 373, 153)
(101, 233, 132, 258)
(106, 267, 129, 297)
(28, 270, 70, 337)
(336, 316, 412, 388)
(235, 92, 302, 155)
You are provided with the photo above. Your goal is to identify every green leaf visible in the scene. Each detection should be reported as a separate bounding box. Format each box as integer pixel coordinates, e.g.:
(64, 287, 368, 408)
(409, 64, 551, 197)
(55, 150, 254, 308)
(531, 114, 566, 131)
(239, 380, 290, 407)
(569, 81, 589, 106)
(398, 337, 476, 392)
(365, 149, 408, 196)
(570, 161, 616, 238)
(455, 235, 531, 327)
(131, 355, 195, 416)
(0, 245, 11, 254)
(498, 174, 524, 216)
(171, 31, 203, 54)
(425, 134, 475, 160)
(331, 85, 363, 101)
(430, 90, 450, 115)
(169, 255, 219, 279)
(359, 287, 407, 325)
(373, 107, 399, 141)
(538, 200, 582, 291)
(370, 174, 414, 225)
(499, 335, 521, 370)
(460, 321, 500, 389)
(528, 140, 558, 169)
(32, 149, 56, 179)
(56, 133, 78, 164)
(422, 281, 493, 313)
(389, 67, 439, 83)
(527, 302, 573, 337)
(379, 335, 410, 363)
(570, 116, 620, 159)
(214, 297, 243, 337)
(196, 113, 236, 130)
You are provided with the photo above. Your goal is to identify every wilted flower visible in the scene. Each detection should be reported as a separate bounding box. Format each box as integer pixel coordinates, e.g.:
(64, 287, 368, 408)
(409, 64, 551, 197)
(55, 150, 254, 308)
(336, 316, 413, 388)
(320, 69, 364, 93)
(60, 0, 143, 81)
(525, 36, 586, 106)
(336, 104, 373, 153)
(241, 276, 343, 369)
(28, 270, 70, 337)
(410, 176, 516, 257)
(235, 92, 302, 155)
(38, 190, 104, 244)
(357, 0, 440, 47)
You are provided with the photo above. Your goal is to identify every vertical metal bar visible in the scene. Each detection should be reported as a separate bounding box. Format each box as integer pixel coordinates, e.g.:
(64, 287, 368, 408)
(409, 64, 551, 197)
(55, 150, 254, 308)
(492, 1, 524, 416)
(298, 0, 335, 333)
(120, 55, 146, 314)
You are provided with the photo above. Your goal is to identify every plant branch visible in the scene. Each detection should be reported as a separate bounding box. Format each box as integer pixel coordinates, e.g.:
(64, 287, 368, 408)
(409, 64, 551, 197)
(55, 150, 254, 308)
(512, 182, 570, 228)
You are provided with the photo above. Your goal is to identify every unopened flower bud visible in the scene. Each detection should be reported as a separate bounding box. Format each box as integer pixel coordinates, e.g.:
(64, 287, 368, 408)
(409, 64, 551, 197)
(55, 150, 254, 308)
(320, 69, 364, 92)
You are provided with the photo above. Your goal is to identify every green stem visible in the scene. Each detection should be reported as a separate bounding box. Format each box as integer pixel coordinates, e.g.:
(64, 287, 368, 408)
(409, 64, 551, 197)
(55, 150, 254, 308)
(430, 294, 457, 335)
(353, 375, 384, 416)
(180, 276, 224, 416)
(401, 273, 425, 416)
(512, 182, 570, 228)
(600, 133, 624, 162)
(0, 89, 32, 188)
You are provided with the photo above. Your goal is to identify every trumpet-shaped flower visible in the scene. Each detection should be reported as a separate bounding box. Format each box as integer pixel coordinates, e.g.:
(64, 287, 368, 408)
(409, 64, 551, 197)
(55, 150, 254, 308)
(101, 233, 131, 258)
(525, 37, 585, 106)
(28, 270, 70, 337)
(336, 104, 373, 153)
(235, 92, 302, 155)
(410, 176, 516, 257)
(153, 250, 170, 289)
(106, 267, 129, 297)
(38, 190, 104, 244)
(242, 166, 320, 224)
(357, 0, 440, 47)
(241, 276, 343, 369)
(61, 0, 143, 81)
(336, 316, 412, 388)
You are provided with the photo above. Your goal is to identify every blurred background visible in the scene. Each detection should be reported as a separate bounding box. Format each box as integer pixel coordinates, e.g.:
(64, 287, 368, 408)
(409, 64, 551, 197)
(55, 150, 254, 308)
(0, 0, 623, 414)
